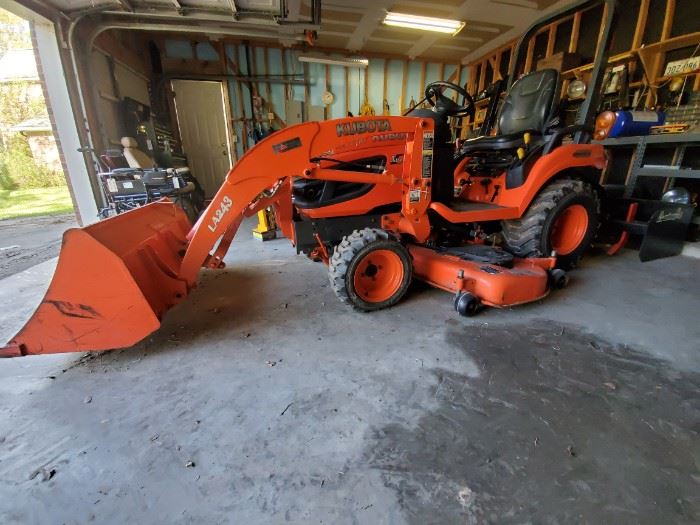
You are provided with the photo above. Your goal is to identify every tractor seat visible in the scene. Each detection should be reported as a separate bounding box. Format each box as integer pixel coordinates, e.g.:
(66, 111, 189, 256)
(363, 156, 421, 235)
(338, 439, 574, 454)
(459, 68, 560, 156)
(121, 137, 156, 169)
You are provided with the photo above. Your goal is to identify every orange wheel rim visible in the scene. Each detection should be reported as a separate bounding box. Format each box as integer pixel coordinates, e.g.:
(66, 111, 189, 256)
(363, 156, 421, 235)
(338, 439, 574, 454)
(353, 249, 404, 303)
(550, 204, 589, 255)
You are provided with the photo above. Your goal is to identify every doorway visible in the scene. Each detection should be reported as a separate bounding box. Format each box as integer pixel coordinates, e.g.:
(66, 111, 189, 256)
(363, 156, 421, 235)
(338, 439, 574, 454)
(171, 80, 232, 198)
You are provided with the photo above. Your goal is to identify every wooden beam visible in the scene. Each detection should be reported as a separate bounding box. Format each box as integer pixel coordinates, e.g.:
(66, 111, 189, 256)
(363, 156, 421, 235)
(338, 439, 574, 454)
(419, 61, 427, 97)
(452, 63, 463, 88)
(524, 38, 535, 74)
(263, 46, 272, 106)
(224, 44, 249, 151)
(493, 53, 501, 81)
(303, 61, 310, 121)
(546, 26, 556, 57)
(594, 1, 610, 59)
(633, 0, 650, 49)
(662, 0, 675, 40)
(478, 59, 487, 91)
(569, 12, 581, 53)
(249, 44, 259, 97)
(487, 56, 497, 82)
(281, 47, 291, 115)
(325, 63, 330, 119)
(364, 62, 369, 103)
(467, 65, 476, 94)
(400, 60, 408, 112)
(345, 66, 350, 116)
(382, 59, 389, 115)
(217, 41, 237, 162)
(93, 32, 148, 75)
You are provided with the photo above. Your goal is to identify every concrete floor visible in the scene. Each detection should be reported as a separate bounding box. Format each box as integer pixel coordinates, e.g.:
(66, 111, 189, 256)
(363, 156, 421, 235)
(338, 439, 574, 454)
(0, 213, 76, 280)
(1, 218, 699, 524)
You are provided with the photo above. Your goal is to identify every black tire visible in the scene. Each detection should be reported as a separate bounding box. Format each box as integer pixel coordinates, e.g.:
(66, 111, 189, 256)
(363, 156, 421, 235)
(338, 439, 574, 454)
(501, 178, 600, 270)
(454, 292, 481, 317)
(549, 268, 569, 289)
(329, 228, 412, 311)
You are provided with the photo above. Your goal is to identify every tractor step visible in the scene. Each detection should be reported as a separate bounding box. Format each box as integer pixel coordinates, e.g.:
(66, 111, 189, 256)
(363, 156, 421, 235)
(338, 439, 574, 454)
(429, 199, 519, 222)
(445, 200, 506, 212)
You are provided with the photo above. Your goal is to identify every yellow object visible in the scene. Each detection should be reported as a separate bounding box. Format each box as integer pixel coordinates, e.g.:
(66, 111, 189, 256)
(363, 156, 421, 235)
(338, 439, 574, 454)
(523, 132, 531, 145)
(517, 147, 526, 160)
(360, 100, 375, 116)
(252, 208, 277, 241)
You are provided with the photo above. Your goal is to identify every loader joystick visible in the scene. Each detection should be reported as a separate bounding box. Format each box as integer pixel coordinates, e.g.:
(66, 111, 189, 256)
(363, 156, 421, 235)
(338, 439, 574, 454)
(425, 80, 475, 118)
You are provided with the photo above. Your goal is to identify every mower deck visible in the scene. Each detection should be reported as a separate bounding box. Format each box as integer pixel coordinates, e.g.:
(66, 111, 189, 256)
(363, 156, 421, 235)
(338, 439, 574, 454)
(409, 244, 556, 308)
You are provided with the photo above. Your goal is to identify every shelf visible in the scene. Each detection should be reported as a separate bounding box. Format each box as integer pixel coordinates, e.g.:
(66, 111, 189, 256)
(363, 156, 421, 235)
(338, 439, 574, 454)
(636, 32, 700, 60)
(595, 136, 647, 146)
(596, 133, 700, 146)
(657, 70, 700, 82)
(636, 167, 700, 179)
(560, 32, 700, 81)
(562, 52, 635, 78)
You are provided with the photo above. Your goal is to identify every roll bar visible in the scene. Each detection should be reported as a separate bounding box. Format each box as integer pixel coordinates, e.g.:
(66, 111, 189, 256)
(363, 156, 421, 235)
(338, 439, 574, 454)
(507, 0, 618, 143)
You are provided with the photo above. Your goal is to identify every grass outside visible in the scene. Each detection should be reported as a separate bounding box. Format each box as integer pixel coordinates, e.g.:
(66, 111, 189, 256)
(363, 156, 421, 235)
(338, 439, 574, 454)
(0, 186, 74, 220)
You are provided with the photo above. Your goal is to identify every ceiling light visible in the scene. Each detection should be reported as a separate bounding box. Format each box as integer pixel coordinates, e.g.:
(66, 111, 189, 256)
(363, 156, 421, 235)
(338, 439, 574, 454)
(298, 55, 369, 68)
(383, 12, 465, 35)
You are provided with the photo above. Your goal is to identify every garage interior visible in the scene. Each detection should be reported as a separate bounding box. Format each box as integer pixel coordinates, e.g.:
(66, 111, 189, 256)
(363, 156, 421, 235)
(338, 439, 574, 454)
(0, 0, 699, 523)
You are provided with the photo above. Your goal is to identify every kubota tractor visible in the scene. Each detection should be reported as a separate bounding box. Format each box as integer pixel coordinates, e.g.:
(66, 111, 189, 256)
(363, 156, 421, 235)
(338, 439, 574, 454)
(1, 0, 619, 358)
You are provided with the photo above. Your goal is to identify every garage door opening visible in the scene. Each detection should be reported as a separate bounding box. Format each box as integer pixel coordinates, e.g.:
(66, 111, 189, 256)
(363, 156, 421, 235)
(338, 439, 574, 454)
(0, 7, 76, 280)
(0, 8, 72, 221)
(172, 80, 233, 198)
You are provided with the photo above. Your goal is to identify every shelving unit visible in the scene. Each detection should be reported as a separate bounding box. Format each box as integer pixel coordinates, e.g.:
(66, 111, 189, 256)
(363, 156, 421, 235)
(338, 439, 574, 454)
(461, 0, 700, 136)
(596, 133, 700, 198)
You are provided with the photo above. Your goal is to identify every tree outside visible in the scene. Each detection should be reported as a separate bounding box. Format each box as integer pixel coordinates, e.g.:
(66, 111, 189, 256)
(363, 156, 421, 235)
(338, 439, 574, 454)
(0, 8, 71, 217)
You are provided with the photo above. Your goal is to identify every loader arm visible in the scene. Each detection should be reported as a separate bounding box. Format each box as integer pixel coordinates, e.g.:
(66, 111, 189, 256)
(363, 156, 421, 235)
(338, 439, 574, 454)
(178, 117, 432, 283)
(1, 117, 432, 357)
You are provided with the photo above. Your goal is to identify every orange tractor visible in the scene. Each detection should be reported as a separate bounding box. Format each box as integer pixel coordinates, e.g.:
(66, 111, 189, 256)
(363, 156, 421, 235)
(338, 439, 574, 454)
(1, 0, 617, 357)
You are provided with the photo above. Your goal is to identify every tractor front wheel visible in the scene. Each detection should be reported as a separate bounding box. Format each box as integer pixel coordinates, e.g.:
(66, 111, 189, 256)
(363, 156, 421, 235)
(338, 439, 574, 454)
(329, 228, 412, 311)
(501, 178, 600, 270)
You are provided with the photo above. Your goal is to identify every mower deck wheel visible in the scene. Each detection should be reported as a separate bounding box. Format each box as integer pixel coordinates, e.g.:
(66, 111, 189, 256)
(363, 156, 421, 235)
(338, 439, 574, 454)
(454, 292, 481, 317)
(329, 228, 412, 311)
(549, 268, 569, 289)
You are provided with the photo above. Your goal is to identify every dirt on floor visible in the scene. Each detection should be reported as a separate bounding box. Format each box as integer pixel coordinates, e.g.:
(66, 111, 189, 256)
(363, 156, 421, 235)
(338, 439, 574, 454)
(0, 224, 698, 524)
(0, 213, 76, 281)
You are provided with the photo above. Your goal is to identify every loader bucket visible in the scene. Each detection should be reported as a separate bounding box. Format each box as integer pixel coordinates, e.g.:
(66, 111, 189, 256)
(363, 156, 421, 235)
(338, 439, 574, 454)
(0, 201, 192, 357)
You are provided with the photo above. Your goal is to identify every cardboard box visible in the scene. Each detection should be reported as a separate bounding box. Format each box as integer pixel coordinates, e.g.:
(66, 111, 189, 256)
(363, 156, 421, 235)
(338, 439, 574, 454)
(537, 52, 582, 72)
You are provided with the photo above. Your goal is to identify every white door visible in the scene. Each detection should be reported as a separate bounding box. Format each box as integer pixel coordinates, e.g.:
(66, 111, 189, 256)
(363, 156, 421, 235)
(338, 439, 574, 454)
(172, 80, 232, 198)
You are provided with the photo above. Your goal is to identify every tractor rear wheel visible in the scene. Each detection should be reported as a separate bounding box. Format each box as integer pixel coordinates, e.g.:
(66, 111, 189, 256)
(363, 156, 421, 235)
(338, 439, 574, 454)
(501, 178, 600, 270)
(329, 228, 412, 311)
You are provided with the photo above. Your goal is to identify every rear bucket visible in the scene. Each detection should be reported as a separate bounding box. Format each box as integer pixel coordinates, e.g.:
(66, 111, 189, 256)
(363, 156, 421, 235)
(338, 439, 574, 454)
(1, 201, 192, 357)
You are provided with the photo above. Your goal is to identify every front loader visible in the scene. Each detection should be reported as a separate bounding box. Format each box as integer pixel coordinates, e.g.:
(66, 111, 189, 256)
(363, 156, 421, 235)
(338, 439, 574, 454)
(2, 0, 617, 357)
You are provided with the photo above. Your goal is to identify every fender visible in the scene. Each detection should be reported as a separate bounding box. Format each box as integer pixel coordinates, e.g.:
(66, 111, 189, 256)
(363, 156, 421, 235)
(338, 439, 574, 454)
(496, 143, 607, 214)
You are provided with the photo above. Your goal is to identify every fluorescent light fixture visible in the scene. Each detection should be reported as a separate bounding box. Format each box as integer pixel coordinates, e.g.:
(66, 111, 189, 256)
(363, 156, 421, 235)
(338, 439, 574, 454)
(383, 12, 465, 35)
(298, 54, 369, 68)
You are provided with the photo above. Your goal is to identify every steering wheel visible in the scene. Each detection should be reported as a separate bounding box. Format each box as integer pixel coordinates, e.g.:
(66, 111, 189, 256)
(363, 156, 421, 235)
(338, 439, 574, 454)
(425, 80, 475, 118)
